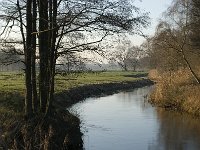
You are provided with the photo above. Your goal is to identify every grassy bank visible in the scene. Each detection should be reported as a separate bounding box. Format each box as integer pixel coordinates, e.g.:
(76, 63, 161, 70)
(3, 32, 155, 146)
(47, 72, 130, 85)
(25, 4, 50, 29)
(149, 69, 200, 116)
(0, 71, 150, 148)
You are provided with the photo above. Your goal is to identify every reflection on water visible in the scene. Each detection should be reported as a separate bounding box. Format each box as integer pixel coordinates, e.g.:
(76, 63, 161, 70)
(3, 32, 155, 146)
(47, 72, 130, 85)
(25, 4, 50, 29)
(69, 86, 200, 150)
(149, 109, 200, 150)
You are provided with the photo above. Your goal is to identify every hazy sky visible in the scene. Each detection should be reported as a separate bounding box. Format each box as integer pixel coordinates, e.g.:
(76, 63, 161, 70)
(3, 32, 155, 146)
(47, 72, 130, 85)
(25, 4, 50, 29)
(132, 0, 173, 45)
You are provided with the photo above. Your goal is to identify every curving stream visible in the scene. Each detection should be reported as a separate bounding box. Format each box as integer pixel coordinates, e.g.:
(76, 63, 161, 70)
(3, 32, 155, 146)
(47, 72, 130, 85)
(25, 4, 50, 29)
(69, 86, 200, 150)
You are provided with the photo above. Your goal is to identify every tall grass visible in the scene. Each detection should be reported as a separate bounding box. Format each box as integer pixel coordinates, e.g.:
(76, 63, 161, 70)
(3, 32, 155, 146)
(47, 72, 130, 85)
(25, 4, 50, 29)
(149, 69, 200, 116)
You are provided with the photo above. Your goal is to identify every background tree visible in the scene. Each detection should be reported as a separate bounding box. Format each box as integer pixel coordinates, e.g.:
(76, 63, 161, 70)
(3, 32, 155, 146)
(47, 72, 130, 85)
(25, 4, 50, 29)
(58, 52, 87, 73)
(125, 45, 143, 71)
(108, 39, 143, 71)
(144, 0, 200, 83)
(189, 0, 200, 51)
(108, 39, 131, 71)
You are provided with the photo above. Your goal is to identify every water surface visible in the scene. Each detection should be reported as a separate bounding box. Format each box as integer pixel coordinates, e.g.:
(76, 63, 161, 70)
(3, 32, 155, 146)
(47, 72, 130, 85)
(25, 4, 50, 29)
(70, 86, 200, 150)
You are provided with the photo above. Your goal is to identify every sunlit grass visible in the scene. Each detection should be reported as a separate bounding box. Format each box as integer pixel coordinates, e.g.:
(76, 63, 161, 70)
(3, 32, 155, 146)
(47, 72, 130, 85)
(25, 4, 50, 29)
(54, 71, 145, 92)
(0, 72, 25, 93)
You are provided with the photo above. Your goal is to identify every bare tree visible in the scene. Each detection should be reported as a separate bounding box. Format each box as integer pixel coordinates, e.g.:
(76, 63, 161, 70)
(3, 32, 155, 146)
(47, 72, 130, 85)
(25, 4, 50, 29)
(108, 40, 142, 71)
(58, 52, 87, 73)
(108, 40, 131, 71)
(126, 45, 142, 71)
(147, 0, 200, 83)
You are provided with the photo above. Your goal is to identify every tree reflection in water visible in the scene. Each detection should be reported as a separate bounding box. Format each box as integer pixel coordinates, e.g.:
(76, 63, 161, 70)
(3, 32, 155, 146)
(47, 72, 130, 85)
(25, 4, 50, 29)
(149, 108, 200, 150)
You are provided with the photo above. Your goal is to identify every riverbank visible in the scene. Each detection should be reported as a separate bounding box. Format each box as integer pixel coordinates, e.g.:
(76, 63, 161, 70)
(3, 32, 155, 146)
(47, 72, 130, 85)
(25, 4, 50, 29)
(55, 78, 154, 108)
(0, 71, 153, 149)
(149, 69, 200, 117)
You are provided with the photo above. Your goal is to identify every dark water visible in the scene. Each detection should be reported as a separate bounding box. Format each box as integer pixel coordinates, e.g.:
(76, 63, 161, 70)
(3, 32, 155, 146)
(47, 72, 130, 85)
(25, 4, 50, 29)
(69, 86, 200, 150)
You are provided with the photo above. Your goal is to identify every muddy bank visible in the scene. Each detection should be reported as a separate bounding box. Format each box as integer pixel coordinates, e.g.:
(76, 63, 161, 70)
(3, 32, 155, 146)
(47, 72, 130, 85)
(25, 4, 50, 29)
(55, 79, 154, 108)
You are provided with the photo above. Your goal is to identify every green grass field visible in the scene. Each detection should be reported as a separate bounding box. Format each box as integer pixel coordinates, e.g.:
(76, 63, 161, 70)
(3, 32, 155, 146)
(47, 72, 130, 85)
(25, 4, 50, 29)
(0, 71, 146, 114)
(54, 71, 146, 92)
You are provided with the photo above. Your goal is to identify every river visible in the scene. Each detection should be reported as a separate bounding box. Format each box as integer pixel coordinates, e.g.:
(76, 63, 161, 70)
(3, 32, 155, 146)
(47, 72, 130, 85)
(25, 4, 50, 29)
(69, 86, 200, 150)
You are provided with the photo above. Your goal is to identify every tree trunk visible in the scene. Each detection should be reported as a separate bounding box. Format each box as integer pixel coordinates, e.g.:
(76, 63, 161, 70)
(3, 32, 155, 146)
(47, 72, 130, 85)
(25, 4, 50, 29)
(46, 0, 57, 115)
(32, 0, 38, 113)
(182, 51, 200, 84)
(39, 0, 49, 113)
(134, 65, 136, 71)
(124, 64, 128, 71)
(25, 0, 33, 117)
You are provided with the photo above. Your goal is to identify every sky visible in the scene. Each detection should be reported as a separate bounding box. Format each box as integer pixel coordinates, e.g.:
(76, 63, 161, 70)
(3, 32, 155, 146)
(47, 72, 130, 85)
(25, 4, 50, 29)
(132, 0, 173, 45)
